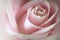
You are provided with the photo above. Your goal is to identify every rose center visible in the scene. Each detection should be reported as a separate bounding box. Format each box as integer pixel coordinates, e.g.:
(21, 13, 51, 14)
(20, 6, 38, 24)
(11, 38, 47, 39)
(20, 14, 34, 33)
(33, 6, 46, 16)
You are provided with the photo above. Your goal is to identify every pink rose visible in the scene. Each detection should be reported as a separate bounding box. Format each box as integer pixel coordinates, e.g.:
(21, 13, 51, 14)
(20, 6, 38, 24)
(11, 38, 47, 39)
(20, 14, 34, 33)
(5, 0, 59, 40)
(15, 0, 59, 34)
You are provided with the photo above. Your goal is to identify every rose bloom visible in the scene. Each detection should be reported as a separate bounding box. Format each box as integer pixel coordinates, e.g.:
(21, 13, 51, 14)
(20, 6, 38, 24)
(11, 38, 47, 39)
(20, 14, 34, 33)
(4, 0, 60, 40)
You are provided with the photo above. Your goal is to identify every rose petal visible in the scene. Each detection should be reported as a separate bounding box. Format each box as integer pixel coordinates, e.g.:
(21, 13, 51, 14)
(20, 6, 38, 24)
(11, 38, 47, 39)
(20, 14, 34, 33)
(4, 13, 18, 35)
(12, 0, 30, 16)
(40, 1, 59, 27)
(5, 0, 30, 34)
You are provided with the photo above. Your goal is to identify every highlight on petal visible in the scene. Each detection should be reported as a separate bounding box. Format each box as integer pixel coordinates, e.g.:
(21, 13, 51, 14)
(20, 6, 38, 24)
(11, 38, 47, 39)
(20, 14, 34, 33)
(4, 13, 18, 35)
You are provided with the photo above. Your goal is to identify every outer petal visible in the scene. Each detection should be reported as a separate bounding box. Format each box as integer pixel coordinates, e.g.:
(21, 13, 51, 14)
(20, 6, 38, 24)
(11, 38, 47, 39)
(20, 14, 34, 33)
(5, 0, 30, 34)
